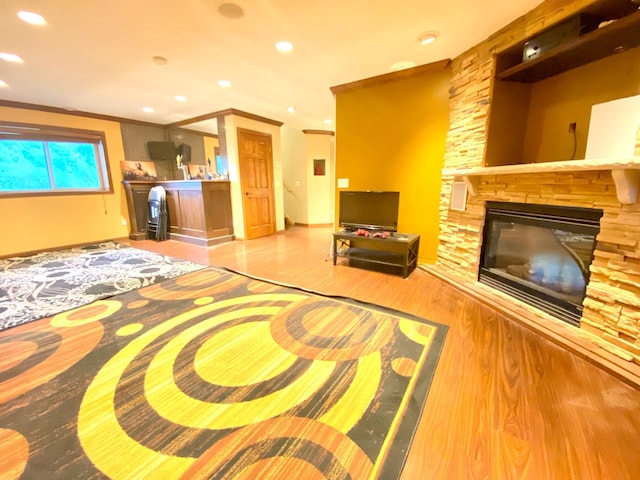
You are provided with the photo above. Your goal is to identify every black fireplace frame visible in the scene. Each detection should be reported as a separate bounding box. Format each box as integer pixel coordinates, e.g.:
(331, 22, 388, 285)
(479, 201, 603, 326)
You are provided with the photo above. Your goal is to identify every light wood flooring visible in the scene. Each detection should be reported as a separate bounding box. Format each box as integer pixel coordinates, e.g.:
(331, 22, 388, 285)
(123, 227, 640, 480)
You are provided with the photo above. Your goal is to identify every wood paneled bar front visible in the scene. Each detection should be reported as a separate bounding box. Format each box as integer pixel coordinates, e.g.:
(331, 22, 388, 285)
(123, 180, 234, 246)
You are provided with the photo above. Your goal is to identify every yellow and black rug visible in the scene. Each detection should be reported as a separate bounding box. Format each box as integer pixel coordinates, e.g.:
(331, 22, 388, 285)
(0, 267, 447, 479)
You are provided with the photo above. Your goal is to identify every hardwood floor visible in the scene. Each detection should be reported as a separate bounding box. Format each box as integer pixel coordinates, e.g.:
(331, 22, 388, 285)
(123, 227, 640, 480)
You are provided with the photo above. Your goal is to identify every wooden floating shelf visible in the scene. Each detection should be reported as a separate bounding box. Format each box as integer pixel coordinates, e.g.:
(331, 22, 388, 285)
(442, 157, 640, 204)
(496, 9, 640, 83)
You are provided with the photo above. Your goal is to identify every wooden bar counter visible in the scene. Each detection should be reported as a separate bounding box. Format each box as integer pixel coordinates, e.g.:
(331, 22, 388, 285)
(123, 180, 234, 246)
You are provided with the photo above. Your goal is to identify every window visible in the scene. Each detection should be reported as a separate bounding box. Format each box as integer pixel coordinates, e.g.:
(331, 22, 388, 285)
(0, 123, 111, 195)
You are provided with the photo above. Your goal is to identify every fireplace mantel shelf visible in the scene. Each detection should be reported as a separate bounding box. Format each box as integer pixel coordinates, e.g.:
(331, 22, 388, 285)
(442, 157, 640, 204)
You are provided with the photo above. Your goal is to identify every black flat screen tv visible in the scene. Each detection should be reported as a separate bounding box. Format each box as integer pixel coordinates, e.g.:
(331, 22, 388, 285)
(147, 141, 176, 161)
(339, 191, 400, 231)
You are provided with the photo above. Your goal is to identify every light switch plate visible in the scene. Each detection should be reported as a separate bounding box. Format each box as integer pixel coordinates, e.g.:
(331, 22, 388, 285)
(337, 178, 349, 188)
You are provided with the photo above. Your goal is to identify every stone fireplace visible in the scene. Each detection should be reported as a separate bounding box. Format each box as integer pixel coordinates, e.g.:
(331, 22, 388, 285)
(433, 0, 640, 375)
(479, 201, 602, 326)
(438, 166, 640, 368)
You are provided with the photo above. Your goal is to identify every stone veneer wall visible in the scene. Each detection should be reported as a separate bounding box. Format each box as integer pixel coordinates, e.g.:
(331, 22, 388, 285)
(436, 0, 640, 364)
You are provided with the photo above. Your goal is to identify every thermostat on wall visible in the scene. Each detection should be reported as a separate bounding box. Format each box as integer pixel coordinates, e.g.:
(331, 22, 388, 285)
(337, 178, 349, 189)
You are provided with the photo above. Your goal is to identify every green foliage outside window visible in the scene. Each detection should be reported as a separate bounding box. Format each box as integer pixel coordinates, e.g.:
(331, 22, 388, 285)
(0, 136, 107, 193)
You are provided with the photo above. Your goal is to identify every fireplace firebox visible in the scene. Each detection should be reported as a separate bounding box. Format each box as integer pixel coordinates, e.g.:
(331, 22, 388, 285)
(479, 202, 602, 326)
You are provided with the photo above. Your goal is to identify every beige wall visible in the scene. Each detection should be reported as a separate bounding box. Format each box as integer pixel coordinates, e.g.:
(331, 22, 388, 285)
(0, 106, 129, 256)
(305, 133, 334, 225)
(281, 127, 309, 224)
(280, 129, 335, 226)
(224, 115, 285, 239)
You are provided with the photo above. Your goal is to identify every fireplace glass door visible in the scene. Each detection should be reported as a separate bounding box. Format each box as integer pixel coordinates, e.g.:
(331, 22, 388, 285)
(479, 202, 602, 326)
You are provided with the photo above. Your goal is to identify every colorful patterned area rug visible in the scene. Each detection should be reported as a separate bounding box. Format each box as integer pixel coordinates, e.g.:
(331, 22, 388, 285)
(0, 241, 205, 331)
(0, 267, 447, 480)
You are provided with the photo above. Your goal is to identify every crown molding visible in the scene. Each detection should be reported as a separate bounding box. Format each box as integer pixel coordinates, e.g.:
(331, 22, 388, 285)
(165, 108, 284, 128)
(168, 126, 218, 139)
(330, 58, 451, 96)
(302, 129, 335, 136)
(0, 99, 162, 128)
(0, 100, 279, 133)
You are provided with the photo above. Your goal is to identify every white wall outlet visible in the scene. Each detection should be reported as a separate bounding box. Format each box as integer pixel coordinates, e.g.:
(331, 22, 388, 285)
(121, 218, 128, 226)
(337, 178, 349, 188)
(295, 181, 301, 187)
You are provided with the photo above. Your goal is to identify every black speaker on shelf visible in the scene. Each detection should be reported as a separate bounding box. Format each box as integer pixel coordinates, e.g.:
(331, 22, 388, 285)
(178, 143, 191, 164)
(523, 13, 601, 62)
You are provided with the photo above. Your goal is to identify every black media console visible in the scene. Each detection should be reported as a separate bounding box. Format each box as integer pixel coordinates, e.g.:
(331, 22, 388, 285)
(332, 231, 420, 278)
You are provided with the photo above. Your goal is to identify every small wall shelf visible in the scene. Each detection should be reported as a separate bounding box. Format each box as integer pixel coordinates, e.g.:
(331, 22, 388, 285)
(442, 157, 640, 204)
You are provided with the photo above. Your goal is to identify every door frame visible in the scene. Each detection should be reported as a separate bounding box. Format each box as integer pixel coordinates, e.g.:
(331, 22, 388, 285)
(237, 127, 276, 239)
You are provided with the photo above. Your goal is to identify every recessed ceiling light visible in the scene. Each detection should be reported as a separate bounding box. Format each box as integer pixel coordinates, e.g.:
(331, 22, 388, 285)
(323, 119, 332, 125)
(0, 80, 8, 88)
(152, 56, 168, 65)
(174, 95, 187, 102)
(419, 31, 439, 45)
(0, 53, 24, 63)
(142, 107, 154, 113)
(217, 79, 232, 88)
(218, 2, 244, 19)
(287, 106, 295, 113)
(276, 41, 293, 53)
(17, 11, 47, 25)
(390, 61, 416, 72)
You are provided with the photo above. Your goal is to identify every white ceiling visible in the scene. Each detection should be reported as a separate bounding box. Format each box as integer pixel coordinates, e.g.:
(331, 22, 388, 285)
(0, 0, 542, 133)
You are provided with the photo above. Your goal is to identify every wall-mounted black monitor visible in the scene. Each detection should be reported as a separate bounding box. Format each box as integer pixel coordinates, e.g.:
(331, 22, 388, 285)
(177, 143, 191, 164)
(339, 191, 400, 231)
(147, 141, 176, 161)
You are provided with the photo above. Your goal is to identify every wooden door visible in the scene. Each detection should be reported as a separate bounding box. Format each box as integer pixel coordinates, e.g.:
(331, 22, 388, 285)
(237, 128, 276, 239)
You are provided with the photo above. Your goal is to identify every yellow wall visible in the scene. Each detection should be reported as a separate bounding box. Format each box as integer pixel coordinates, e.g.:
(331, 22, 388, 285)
(523, 46, 640, 163)
(334, 68, 451, 263)
(0, 106, 129, 256)
(203, 135, 219, 166)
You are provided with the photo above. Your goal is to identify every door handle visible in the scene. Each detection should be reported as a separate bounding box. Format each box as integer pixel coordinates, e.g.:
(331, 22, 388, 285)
(245, 192, 250, 196)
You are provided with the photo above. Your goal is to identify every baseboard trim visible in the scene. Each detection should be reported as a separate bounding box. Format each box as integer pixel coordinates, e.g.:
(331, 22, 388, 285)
(420, 264, 640, 389)
(294, 223, 334, 228)
(168, 233, 235, 247)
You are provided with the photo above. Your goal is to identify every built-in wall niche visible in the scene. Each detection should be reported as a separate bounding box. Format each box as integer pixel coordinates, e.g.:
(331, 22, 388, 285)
(485, 0, 640, 168)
